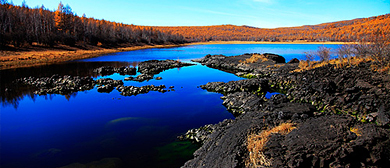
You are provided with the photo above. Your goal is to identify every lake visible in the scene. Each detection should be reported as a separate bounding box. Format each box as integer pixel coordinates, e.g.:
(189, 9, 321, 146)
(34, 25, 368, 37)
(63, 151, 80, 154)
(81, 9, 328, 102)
(0, 44, 341, 168)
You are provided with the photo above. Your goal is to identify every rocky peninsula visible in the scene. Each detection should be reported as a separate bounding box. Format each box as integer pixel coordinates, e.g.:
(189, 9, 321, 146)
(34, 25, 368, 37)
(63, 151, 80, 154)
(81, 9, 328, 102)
(181, 53, 390, 167)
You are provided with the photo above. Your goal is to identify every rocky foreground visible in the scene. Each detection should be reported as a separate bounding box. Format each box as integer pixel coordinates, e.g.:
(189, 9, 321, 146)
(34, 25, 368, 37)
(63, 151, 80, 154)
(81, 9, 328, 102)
(182, 53, 390, 167)
(16, 60, 194, 96)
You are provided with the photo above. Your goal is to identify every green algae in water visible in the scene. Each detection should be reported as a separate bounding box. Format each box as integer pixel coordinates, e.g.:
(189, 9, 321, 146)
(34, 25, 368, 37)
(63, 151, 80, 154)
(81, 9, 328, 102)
(156, 141, 200, 167)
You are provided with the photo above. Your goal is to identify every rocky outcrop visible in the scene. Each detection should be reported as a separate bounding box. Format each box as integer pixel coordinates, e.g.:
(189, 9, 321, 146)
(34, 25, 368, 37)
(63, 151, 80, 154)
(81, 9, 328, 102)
(95, 78, 124, 93)
(116, 84, 170, 96)
(192, 53, 297, 77)
(94, 66, 136, 75)
(181, 54, 390, 168)
(16, 59, 188, 96)
(221, 92, 265, 115)
(132, 73, 154, 82)
(280, 63, 390, 126)
(127, 60, 195, 82)
(93, 60, 195, 82)
(287, 58, 300, 64)
(200, 78, 269, 94)
(178, 119, 233, 143)
(265, 115, 390, 167)
(138, 60, 195, 74)
(182, 99, 318, 168)
(17, 74, 95, 95)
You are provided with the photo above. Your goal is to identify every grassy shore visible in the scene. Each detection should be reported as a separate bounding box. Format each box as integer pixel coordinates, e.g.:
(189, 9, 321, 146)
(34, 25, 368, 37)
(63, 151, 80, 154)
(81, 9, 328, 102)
(189, 41, 353, 45)
(0, 41, 351, 70)
(0, 44, 185, 70)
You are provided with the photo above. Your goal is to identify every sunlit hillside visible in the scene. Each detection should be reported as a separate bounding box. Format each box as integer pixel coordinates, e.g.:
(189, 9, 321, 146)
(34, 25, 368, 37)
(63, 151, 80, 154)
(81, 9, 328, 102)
(153, 14, 390, 42)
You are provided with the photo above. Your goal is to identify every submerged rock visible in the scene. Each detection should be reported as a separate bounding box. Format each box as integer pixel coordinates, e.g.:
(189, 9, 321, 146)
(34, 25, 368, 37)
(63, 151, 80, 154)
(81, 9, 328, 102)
(128, 60, 195, 82)
(138, 60, 195, 74)
(132, 73, 154, 82)
(17, 74, 95, 95)
(94, 66, 136, 75)
(95, 78, 123, 93)
(117, 84, 169, 96)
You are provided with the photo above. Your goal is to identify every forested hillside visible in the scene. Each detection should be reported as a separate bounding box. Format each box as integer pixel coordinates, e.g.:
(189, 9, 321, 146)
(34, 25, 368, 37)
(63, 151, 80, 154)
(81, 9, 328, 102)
(154, 14, 390, 42)
(0, 2, 186, 48)
(1, 1, 388, 48)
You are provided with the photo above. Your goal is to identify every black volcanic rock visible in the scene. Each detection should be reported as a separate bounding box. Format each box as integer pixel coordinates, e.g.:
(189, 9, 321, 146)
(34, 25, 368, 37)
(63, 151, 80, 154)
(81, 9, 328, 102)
(192, 53, 297, 77)
(17, 74, 95, 95)
(130, 60, 195, 82)
(287, 58, 300, 64)
(94, 66, 136, 75)
(265, 115, 390, 167)
(181, 53, 390, 168)
(117, 84, 169, 96)
(200, 78, 269, 94)
(137, 60, 195, 74)
(263, 53, 285, 63)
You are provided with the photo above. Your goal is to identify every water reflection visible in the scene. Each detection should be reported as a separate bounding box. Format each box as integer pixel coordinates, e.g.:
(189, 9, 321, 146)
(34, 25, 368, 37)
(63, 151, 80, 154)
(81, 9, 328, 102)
(0, 61, 137, 108)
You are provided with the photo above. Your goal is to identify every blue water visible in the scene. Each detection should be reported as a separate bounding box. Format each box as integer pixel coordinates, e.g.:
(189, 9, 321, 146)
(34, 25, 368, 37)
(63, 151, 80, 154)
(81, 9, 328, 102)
(0, 44, 341, 168)
(80, 44, 342, 62)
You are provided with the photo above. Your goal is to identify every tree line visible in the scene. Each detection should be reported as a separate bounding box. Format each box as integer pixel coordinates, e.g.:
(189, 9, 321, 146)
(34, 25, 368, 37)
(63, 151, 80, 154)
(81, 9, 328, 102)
(154, 14, 390, 42)
(0, 1, 186, 47)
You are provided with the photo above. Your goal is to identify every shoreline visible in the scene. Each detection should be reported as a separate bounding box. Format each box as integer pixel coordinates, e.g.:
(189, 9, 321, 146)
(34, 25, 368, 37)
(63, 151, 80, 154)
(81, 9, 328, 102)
(0, 41, 352, 70)
(0, 44, 185, 70)
(189, 41, 354, 45)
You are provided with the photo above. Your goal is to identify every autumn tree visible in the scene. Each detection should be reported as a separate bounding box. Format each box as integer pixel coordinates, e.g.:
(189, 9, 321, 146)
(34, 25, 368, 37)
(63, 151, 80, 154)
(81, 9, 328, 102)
(55, 2, 75, 45)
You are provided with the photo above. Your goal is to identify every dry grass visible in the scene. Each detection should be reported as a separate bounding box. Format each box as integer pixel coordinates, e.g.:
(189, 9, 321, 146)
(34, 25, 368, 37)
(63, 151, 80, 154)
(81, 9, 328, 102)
(0, 44, 184, 70)
(189, 41, 352, 45)
(246, 123, 296, 167)
(240, 54, 268, 64)
(294, 57, 374, 72)
(350, 127, 362, 136)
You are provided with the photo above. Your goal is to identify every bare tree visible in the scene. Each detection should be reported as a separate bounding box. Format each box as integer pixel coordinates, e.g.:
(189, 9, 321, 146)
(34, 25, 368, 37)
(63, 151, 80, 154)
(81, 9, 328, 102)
(317, 46, 331, 62)
(337, 44, 355, 66)
(304, 51, 315, 67)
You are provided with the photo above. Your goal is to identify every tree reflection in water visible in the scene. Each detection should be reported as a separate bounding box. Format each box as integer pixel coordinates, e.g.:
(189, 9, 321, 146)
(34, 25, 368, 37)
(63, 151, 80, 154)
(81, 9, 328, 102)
(1, 61, 136, 108)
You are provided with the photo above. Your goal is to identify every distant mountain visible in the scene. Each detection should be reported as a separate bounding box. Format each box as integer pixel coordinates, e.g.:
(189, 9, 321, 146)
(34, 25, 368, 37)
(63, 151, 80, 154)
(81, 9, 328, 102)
(153, 14, 390, 42)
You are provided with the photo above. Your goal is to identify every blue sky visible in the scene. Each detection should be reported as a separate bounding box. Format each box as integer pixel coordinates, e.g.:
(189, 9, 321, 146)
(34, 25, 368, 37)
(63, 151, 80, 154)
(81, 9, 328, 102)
(10, 0, 390, 28)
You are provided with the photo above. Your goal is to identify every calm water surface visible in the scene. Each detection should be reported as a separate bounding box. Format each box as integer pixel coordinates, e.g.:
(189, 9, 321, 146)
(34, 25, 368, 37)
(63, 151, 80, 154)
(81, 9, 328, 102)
(0, 44, 341, 168)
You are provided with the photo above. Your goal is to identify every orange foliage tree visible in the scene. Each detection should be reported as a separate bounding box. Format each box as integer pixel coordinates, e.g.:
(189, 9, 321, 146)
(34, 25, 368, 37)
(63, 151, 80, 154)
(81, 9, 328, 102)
(153, 14, 390, 42)
(0, 1, 186, 47)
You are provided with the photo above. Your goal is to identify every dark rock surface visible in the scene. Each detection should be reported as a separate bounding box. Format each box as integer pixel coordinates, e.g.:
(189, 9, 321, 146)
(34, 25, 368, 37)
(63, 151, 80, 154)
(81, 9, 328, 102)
(117, 84, 169, 96)
(192, 53, 297, 76)
(95, 78, 124, 93)
(138, 60, 195, 74)
(16, 59, 187, 96)
(287, 58, 300, 64)
(200, 78, 269, 94)
(129, 60, 195, 82)
(17, 74, 95, 95)
(94, 66, 136, 75)
(132, 73, 154, 82)
(178, 119, 233, 143)
(181, 54, 390, 168)
(281, 63, 390, 125)
(265, 115, 390, 168)
(182, 102, 317, 168)
(221, 92, 264, 116)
